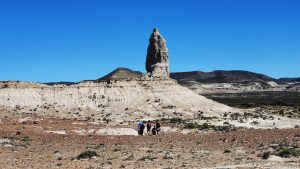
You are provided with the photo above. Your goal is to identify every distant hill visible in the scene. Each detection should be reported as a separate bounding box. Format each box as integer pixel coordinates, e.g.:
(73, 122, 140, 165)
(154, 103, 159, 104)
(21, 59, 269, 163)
(97, 67, 143, 81)
(44, 82, 78, 86)
(170, 70, 275, 83)
(42, 68, 298, 85)
(277, 78, 300, 83)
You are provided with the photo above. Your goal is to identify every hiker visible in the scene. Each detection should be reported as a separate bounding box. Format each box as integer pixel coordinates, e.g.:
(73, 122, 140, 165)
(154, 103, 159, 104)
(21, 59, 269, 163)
(152, 126, 157, 135)
(138, 121, 145, 136)
(146, 120, 152, 135)
(155, 120, 161, 135)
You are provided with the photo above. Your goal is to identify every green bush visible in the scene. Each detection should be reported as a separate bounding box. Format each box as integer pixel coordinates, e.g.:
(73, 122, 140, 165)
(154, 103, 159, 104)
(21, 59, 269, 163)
(278, 148, 300, 158)
(215, 125, 234, 132)
(184, 123, 198, 129)
(169, 117, 183, 124)
(184, 122, 215, 130)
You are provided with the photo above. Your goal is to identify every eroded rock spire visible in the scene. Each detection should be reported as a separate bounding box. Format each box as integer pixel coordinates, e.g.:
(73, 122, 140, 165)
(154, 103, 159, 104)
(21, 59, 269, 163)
(145, 28, 169, 79)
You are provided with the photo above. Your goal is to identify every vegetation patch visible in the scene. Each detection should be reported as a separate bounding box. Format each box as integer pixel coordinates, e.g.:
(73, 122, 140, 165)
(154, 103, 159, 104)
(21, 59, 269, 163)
(169, 117, 183, 124)
(138, 156, 157, 161)
(278, 147, 300, 158)
(261, 152, 270, 159)
(161, 117, 184, 124)
(223, 149, 231, 153)
(203, 91, 300, 108)
(77, 150, 99, 160)
(184, 122, 216, 130)
(162, 118, 236, 131)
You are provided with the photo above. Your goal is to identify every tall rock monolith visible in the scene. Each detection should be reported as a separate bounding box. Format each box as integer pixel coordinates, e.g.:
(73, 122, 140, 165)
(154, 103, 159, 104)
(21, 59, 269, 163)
(145, 28, 169, 79)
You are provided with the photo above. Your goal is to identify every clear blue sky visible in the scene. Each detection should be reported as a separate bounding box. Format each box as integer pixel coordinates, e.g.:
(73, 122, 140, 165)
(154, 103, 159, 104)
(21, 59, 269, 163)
(0, 0, 299, 82)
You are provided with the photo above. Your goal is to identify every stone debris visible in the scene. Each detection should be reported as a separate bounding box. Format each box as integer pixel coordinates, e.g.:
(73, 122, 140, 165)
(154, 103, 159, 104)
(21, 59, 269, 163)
(18, 117, 33, 124)
(0, 138, 13, 148)
(45, 130, 67, 135)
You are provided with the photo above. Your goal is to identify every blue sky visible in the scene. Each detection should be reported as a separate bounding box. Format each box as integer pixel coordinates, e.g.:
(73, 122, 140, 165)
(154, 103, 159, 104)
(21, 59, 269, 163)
(0, 0, 299, 82)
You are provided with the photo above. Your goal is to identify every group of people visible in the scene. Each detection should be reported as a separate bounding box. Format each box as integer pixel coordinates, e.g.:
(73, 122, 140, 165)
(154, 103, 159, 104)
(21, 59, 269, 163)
(138, 120, 161, 136)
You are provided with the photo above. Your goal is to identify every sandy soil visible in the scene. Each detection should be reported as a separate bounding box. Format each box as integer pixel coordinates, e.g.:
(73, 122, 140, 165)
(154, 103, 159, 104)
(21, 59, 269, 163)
(1, 111, 299, 169)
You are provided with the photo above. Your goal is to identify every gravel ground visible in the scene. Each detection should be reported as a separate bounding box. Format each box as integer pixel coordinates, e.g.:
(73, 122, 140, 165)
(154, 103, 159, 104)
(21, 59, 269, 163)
(1, 111, 300, 169)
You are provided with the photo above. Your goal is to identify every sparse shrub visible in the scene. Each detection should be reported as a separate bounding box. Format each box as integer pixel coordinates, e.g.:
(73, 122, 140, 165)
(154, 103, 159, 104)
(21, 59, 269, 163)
(223, 122, 230, 125)
(200, 116, 218, 120)
(22, 136, 30, 142)
(279, 148, 292, 158)
(235, 157, 242, 161)
(184, 123, 198, 129)
(229, 113, 240, 120)
(202, 123, 216, 130)
(163, 151, 173, 160)
(154, 99, 160, 102)
(138, 155, 157, 161)
(2, 83, 9, 89)
(278, 147, 300, 158)
(169, 117, 183, 124)
(77, 150, 99, 159)
(223, 149, 231, 153)
(15, 105, 21, 110)
(124, 154, 134, 161)
(253, 114, 260, 119)
(162, 105, 176, 109)
(96, 143, 105, 149)
(215, 125, 235, 132)
(184, 122, 215, 130)
(261, 152, 270, 159)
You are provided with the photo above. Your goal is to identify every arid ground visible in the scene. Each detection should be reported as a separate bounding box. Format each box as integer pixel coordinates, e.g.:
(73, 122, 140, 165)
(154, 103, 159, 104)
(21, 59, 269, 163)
(1, 108, 300, 169)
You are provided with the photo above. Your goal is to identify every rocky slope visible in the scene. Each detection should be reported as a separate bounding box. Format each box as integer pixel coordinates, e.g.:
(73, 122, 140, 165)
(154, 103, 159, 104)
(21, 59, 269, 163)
(0, 80, 234, 123)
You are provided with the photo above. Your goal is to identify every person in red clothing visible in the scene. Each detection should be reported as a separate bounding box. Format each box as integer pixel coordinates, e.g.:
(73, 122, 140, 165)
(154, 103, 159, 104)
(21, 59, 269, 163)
(155, 120, 161, 135)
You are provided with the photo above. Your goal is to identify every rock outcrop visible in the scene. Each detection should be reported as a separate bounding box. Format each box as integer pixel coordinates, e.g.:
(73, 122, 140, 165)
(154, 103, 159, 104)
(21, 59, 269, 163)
(146, 28, 169, 79)
(0, 81, 234, 122)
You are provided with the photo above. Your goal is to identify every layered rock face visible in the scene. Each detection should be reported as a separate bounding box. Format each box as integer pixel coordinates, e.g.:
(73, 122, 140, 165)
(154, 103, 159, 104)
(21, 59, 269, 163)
(146, 28, 169, 79)
(0, 81, 234, 122)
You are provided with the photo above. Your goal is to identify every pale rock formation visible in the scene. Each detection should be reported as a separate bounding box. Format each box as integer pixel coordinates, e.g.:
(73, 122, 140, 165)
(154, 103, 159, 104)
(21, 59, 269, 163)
(146, 28, 169, 79)
(0, 81, 235, 123)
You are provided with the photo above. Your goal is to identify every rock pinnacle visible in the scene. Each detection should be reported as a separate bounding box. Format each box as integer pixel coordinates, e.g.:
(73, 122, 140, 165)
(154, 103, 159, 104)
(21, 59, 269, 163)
(145, 28, 169, 79)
